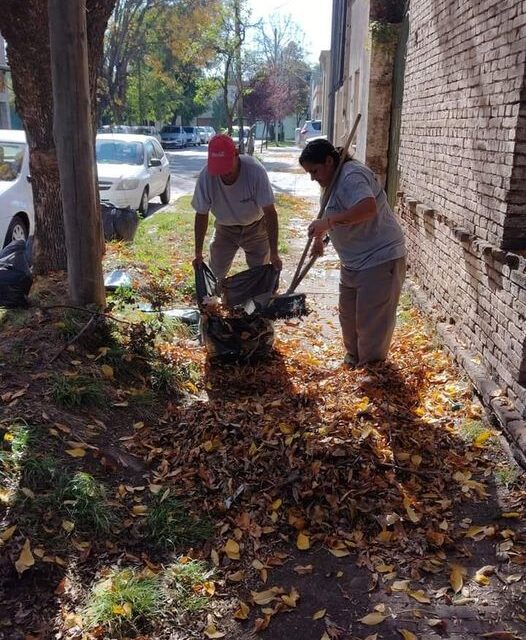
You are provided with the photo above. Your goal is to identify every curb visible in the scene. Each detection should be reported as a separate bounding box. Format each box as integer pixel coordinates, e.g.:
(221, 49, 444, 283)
(405, 279, 526, 470)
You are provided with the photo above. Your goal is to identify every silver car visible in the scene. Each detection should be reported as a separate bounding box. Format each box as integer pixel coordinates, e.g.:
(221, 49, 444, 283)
(183, 126, 200, 146)
(160, 125, 186, 149)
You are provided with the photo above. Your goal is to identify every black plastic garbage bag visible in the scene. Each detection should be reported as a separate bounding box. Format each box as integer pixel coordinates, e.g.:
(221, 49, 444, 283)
(201, 312, 274, 361)
(101, 204, 139, 241)
(0, 239, 33, 308)
(195, 262, 218, 304)
(194, 262, 275, 360)
(221, 264, 279, 308)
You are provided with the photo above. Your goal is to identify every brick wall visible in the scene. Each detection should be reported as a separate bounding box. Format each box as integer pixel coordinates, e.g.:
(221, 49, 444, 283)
(398, 195, 526, 415)
(397, 0, 526, 416)
(398, 0, 526, 249)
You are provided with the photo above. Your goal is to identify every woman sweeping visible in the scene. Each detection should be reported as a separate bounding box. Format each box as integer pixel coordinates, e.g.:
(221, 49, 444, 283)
(299, 139, 406, 368)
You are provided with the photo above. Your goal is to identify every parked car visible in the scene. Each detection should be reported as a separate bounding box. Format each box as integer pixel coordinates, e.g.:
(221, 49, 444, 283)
(0, 129, 34, 248)
(130, 125, 161, 143)
(197, 126, 210, 144)
(98, 124, 133, 135)
(299, 119, 322, 147)
(160, 125, 186, 149)
(183, 126, 200, 146)
(96, 133, 171, 217)
(205, 126, 216, 140)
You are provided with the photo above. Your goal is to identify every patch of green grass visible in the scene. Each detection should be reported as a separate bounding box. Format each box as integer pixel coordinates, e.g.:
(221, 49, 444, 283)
(21, 455, 61, 490)
(84, 568, 165, 635)
(458, 419, 492, 444)
(150, 361, 200, 396)
(142, 496, 212, 550)
(494, 463, 520, 488)
(110, 285, 137, 309)
(165, 559, 214, 612)
(0, 308, 31, 330)
(156, 317, 195, 342)
(50, 373, 105, 409)
(0, 420, 37, 475)
(396, 292, 414, 327)
(59, 310, 89, 340)
(62, 472, 117, 534)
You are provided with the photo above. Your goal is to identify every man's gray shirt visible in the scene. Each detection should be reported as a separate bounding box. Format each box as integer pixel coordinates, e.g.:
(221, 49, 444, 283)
(191, 155, 275, 226)
(324, 160, 406, 270)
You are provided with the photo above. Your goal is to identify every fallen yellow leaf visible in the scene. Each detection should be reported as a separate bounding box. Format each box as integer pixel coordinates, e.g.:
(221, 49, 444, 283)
(131, 505, 148, 516)
(359, 611, 386, 625)
(398, 630, 418, 640)
(100, 364, 114, 379)
(224, 538, 240, 560)
(449, 564, 466, 593)
(252, 587, 282, 605)
(15, 538, 35, 575)
(233, 601, 250, 620)
(281, 587, 300, 608)
(312, 608, 326, 620)
(203, 580, 216, 596)
(112, 602, 132, 616)
(203, 623, 226, 638)
(0, 525, 17, 541)
(297, 532, 310, 550)
(65, 448, 86, 458)
(408, 589, 430, 603)
(61, 520, 75, 533)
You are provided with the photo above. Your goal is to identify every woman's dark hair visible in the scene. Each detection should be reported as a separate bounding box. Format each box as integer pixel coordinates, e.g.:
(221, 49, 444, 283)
(299, 138, 351, 167)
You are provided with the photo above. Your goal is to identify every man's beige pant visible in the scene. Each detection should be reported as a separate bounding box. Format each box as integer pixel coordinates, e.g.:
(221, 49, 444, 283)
(210, 217, 270, 283)
(339, 256, 406, 366)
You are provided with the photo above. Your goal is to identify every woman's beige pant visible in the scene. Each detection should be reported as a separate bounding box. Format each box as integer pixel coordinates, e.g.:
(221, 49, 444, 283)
(210, 217, 270, 283)
(339, 256, 406, 366)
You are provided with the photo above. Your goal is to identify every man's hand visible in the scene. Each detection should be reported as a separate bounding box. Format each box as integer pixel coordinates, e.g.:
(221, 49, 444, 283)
(270, 252, 283, 271)
(310, 237, 325, 258)
(192, 253, 204, 267)
(308, 218, 330, 238)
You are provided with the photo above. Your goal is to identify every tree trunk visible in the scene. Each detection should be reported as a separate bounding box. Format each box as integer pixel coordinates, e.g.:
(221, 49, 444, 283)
(49, 0, 105, 307)
(0, 0, 115, 276)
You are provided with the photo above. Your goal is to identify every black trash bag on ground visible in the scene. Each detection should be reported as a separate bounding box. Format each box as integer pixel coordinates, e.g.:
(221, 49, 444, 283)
(194, 262, 275, 361)
(201, 312, 274, 361)
(101, 204, 139, 241)
(0, 239, 33, 308)
(221, 264, 279, 308)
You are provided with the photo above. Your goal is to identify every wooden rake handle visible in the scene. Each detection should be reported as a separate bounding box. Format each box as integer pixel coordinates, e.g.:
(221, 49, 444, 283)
(286, 113, 362, 295)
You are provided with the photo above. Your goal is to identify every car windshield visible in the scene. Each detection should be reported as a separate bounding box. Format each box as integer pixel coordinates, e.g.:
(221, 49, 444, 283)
(183, 127, 194, 133)
(161, 126, 181, 134)
(312, 121, 322, 131)
(0, 142, 25, 182)
(96, 140, 144, 165)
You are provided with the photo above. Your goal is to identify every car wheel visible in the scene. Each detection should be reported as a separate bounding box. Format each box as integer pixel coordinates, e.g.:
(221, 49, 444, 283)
(138, 187, 149, 217)
(5, 214, 29, 247)
(160, 177, 171, 205)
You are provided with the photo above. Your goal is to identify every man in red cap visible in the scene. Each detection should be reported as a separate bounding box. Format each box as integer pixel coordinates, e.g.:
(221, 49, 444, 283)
(191, 133, 282, 283)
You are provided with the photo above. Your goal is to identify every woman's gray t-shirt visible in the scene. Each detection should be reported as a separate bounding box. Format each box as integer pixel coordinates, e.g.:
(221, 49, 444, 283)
(324, 160, 406, 270)
(191, 155, 275, 226)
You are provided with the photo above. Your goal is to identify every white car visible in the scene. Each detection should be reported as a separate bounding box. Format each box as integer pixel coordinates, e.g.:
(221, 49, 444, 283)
(96, 133, 171, 216)
(299, 119, 323, 147)
(0, 129, 34, 248)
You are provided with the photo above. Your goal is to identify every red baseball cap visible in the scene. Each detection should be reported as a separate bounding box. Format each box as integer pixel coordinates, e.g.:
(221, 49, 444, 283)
(208, 134, 237, 175)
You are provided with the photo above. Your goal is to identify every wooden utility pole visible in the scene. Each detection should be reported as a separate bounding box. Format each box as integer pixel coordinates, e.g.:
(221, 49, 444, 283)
(48, 0, 105, 307)
(234, 0, 244, 153)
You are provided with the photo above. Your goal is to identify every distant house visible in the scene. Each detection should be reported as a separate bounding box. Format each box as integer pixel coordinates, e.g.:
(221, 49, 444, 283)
(0, 34, 10, 129)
